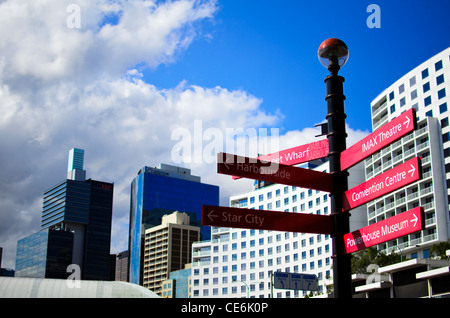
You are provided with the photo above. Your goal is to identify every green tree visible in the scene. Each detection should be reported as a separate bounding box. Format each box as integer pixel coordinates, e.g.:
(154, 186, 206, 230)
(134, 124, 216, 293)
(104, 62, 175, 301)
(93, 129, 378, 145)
(430, 241, 450, 260)
(351, 247, 401, 274)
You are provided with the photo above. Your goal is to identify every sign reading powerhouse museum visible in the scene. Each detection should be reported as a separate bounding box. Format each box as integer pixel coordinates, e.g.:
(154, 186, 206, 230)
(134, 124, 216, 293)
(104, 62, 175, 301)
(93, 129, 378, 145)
(343, 207, 424, 253)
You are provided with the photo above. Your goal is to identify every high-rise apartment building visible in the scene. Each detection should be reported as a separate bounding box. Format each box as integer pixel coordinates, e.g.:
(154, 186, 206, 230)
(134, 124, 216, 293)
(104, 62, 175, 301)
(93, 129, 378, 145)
(143, 212, 199, 296)
(16, 148, 114, 280)
(368, 47, 450, 259)
(128, 163, 219, 285)
(191, 160, 366, 298)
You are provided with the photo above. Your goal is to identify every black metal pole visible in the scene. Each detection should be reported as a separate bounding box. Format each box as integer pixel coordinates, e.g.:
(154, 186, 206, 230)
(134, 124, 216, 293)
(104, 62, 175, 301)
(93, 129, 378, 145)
(325, 56, 352, 298)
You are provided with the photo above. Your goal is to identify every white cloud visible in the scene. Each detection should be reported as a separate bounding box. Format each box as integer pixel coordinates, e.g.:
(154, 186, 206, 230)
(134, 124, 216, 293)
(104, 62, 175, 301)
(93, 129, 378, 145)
(0, 0, 370, 269)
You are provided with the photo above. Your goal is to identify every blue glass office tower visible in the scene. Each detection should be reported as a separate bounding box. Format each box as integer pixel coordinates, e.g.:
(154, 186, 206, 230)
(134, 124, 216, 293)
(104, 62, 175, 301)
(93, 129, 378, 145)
(15, 149, 114, 280)
(129, 164, 219, 285)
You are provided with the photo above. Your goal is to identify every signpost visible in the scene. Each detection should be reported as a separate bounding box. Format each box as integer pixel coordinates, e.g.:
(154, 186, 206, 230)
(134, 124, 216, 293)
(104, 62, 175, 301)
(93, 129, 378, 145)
(343, 157, 421, 211)
(200, 39, 424, 298)
(202, 205, 333, 235)
(218, 152, 334, 193)
(340, 109, 417, 171)
(343, 207, 424, 254)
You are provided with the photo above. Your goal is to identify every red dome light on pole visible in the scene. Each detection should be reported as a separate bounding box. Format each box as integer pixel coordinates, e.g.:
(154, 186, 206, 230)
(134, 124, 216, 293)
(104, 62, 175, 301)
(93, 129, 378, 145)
(318, 38, 349, 69)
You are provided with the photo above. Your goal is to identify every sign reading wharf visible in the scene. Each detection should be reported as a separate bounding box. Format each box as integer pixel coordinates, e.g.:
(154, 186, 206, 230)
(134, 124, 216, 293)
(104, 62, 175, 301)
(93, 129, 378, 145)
(257, 139, 328, 166)
(343, 157, 422, 211)
(343, 207, 424, 253)
(233, 139, 329, 180)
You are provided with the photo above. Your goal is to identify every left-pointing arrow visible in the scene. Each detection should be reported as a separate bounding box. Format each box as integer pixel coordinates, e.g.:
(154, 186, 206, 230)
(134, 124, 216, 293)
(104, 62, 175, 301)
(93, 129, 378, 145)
(208, 210, 218, 222)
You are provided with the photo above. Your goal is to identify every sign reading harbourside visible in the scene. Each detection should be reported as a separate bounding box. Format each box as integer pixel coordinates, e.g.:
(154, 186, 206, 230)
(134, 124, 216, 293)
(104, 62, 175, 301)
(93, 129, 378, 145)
(218, 152, 334, 193)
(340, 108, 417, 171)
(343, 207, 424, 253)
(343, 157, 422, 211)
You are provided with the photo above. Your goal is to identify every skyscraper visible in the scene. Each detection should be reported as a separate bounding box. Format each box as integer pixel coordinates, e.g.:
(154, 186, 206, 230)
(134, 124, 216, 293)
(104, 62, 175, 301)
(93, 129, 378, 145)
(16, 148, 114, 280)
(67, 147, 86, 181)
(128, 163, 219, 285)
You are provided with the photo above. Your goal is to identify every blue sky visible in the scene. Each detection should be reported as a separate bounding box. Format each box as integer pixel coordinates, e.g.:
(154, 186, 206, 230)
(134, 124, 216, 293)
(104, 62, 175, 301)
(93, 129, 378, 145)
(145, 0, 450, 134)
(0, 0, 449, 268)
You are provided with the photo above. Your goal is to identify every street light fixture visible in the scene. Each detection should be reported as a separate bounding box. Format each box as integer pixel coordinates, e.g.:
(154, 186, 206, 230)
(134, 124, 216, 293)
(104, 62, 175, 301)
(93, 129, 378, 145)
(318, 38, 352, 298)
(232, 279, 249, 298)
(318, 38, 349, 71)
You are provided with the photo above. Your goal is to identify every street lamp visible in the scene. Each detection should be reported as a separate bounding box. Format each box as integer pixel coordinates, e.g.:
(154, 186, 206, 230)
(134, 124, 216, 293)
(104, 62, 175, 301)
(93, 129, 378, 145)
(318, 38, 352, 298)
(232, 279, 249, 298)
(318, 38, 349, 73)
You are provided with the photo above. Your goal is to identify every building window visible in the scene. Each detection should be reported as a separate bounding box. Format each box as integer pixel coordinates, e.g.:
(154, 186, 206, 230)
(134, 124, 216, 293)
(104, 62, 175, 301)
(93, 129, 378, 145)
(390, 104, 396, 114)
(436, 74, 445, 85)
(400, 97, 406, 107)
(438, 88, 446, 100)
(441, 117, 449, 128)
(399, 84, 405, 94)
(409, 76, 416, 87)
(425, 110, 433, 117)
(411, 89, 417, 100)
(440, 102, 448, 114)
(424, 96, 432, 106)
(422, 68, 429, 79)
(423, 82, 430, 93)
(435, 60, 443, 71)
(389, 91, 395, 101)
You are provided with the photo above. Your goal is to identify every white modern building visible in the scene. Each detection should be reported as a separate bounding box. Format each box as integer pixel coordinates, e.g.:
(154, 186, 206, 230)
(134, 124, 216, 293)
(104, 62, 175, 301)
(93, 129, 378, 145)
(368, 47, 450, 259)
(191, 159, 366, 298)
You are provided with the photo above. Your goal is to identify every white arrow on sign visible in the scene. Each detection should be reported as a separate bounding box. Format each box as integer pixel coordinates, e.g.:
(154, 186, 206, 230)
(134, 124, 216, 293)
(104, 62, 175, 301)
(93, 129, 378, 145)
(408, 164, 416, 177)
(208, 210, 218, 222)
(404, 114, 411, 128)
(410, 213, 418, 227)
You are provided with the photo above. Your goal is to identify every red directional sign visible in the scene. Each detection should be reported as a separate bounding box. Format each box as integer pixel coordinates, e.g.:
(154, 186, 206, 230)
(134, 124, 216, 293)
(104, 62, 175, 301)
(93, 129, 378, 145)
(202, 205, 333, 235)
(233, 139, 329, 180)
(341, 108, 417, 171)
(343, 207, 424, 253)
(259, 139, 329, 166)
(218, 152, 334, 193)
(343, 157, 421, 211)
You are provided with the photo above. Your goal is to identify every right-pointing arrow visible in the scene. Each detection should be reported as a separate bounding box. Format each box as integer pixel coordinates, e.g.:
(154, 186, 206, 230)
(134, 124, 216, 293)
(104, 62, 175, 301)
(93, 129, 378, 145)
(411, 213, 418, 227)
(408, 164, 416, 177)
(404, 115, 411, 128)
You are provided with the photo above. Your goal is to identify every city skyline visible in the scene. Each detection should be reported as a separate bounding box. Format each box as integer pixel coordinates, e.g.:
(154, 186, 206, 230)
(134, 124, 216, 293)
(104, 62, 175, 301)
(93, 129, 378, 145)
(1, 0, 450, 269)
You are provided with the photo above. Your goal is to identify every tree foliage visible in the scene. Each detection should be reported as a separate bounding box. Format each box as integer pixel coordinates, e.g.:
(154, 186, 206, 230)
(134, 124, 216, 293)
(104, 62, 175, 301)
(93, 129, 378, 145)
(351, 247, 401, 274)
(430, 241, 450, 260)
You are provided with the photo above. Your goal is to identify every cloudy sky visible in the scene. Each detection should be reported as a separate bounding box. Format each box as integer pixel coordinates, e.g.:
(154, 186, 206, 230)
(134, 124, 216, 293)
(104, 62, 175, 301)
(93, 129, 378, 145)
(1, 0, 449, 269)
